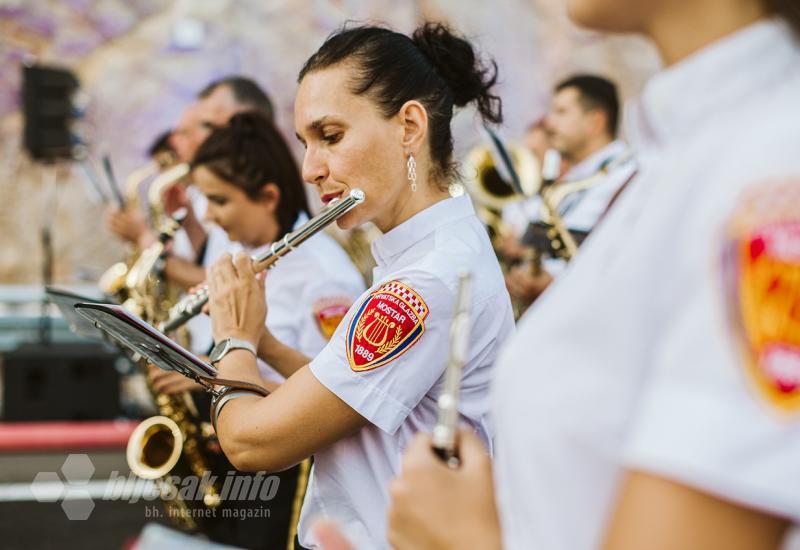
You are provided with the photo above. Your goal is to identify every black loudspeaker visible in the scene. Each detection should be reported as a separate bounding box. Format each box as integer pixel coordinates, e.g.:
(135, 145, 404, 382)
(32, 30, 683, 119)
(22, 64, 80, 161)
(2, 343, 122, 421)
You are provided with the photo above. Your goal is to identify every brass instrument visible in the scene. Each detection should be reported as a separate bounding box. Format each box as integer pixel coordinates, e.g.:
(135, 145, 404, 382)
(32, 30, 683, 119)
(161, 189, 366, 333)
(98, 161, 154, 300)
(465, 136, 581, 318)
(121, 218, 223, 529)
(98, 156, 222, 529)
(532, 147, 635, 262)
(432, 272, 472, 468)
(98, 161, 189, 300)
(147, 162, 190, 226)
(536, 149, 578, 261)
(463, 134, 540, 242)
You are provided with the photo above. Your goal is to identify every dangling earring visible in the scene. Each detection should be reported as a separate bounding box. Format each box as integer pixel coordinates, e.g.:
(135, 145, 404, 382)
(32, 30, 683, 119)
(407, 154, 417, 192)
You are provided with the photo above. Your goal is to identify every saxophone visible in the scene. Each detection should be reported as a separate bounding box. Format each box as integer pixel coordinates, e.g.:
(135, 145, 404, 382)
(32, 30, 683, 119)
(122, 214, 224, 529)
(99, 159, 222, 529)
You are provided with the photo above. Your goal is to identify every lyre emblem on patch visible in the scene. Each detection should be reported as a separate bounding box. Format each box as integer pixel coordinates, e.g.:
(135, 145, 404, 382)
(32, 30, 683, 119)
(346, 280, 429, 372)
(722, 180, 800, 414)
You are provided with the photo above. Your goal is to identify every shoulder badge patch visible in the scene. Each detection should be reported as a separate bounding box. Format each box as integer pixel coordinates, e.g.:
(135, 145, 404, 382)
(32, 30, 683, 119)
(346, 280, 429, 372)
(313, 296, 353, 340)
(723, 180, 800, 414)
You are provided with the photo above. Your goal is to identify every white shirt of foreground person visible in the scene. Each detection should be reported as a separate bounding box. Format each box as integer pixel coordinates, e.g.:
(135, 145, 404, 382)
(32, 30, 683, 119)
(298, 194, 515, 549)
(492, 18, 800, 550)
(249, 213, 366, 384)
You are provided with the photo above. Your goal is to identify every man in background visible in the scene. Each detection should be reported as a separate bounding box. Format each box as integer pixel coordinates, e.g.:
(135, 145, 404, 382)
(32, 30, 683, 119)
(505, 74, 637, 310)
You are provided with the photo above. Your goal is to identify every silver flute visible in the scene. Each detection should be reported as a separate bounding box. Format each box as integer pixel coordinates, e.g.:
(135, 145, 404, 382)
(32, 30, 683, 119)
(159, 188, 365, 333)
(431, 271, 472, 468)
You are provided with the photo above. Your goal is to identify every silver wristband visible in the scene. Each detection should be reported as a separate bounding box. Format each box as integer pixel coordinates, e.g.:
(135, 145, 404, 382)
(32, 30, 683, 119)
(211, 389, 261, 433)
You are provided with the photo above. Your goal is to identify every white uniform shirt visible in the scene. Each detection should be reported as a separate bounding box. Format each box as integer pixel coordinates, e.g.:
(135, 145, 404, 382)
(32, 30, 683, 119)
(502, 140, 636, 274)
(556, 139, 636, 231)
(492, 18, 800, 550)
(250, 214, 366, 383)
(299, 194, 515, 549)
(501, 140, 635, 233)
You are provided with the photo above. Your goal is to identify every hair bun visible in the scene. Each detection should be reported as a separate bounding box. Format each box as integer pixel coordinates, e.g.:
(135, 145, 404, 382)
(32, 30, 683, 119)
(411, 22, 502, 124)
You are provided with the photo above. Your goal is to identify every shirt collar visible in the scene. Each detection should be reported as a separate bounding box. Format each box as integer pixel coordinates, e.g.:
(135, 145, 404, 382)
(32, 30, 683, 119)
(564, 140, 628, 181)
(371, 194, 476, 266)
(626, 17, 799, 151)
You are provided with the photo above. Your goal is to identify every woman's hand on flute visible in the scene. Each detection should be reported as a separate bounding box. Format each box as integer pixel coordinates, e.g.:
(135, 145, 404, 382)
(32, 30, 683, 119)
(207, 251, 267, 345)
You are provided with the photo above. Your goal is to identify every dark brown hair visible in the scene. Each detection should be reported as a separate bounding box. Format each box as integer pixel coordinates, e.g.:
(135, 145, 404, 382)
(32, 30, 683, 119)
(299, 22, 502, 184)
(198, 76, 274, 119)
(192, 111, 310, 237)
(767, 0, 800, 33)
(555, 74, 620, 138)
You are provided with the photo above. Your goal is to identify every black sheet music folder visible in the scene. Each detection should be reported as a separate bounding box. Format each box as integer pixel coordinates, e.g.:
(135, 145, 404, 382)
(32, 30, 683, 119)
(73, 302, 217, 381)
(45, 286, 113, 343)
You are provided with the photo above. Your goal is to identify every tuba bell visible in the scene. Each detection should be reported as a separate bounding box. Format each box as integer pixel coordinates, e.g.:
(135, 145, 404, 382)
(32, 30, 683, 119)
(462, 126, 541, 242)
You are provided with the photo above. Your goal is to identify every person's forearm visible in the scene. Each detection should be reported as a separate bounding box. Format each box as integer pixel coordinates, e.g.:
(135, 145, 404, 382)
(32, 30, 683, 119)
(164, 256, 206, 290)
(257, 327, 312, 378)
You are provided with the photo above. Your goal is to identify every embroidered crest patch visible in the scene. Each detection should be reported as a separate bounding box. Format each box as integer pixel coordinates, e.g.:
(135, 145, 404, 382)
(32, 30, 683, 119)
(313, 296, 353, 340)
(346, 280, 429, 372)
(723, 180, 800, 413)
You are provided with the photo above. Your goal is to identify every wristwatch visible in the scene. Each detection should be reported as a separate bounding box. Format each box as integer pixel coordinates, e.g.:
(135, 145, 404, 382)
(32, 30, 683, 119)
(209, 338, 257, 366)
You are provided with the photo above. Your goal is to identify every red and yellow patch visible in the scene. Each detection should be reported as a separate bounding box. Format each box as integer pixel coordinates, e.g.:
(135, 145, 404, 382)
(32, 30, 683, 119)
(313, 297, 353, 340)
(346, 280, 429, 372)
(723, 180, 800, 414)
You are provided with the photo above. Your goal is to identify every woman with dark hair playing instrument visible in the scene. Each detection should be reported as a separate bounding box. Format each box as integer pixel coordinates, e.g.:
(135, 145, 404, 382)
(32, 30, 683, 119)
(387, 1, 800, 549)
(204, 23, 514, 549)
(152, 111, 365, 394)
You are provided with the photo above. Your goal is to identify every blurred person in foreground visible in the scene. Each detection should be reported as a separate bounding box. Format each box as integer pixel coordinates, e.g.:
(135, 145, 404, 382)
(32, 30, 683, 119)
(386, 0, 800, 549)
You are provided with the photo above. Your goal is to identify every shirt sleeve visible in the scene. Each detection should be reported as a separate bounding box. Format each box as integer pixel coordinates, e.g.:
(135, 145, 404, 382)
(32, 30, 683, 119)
(309, 272, 456, 434)
(622, 184, 800, 520)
